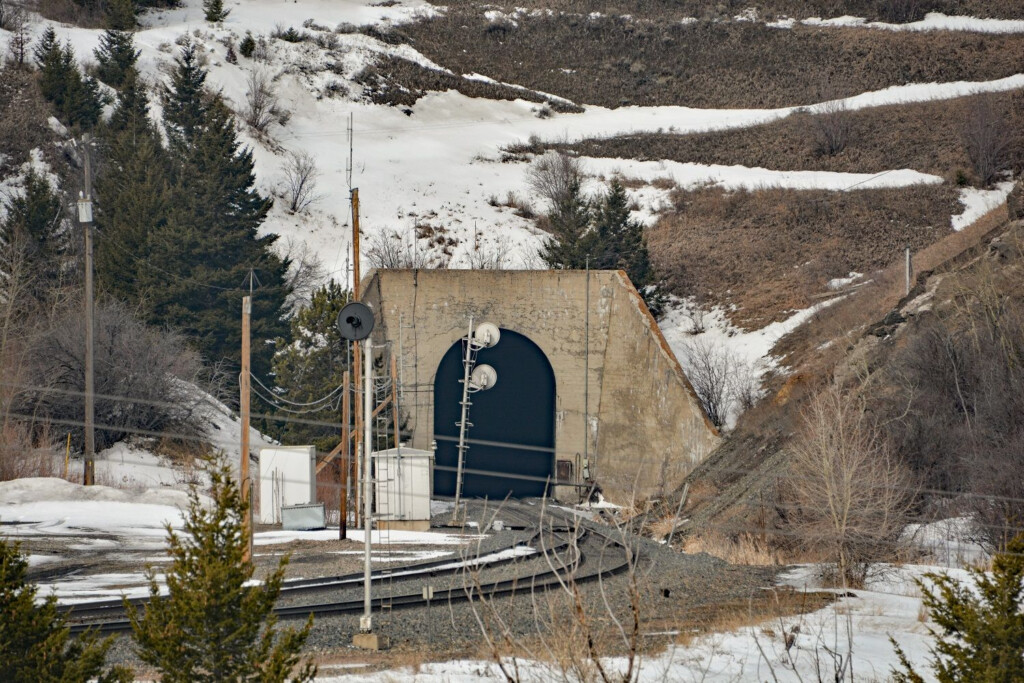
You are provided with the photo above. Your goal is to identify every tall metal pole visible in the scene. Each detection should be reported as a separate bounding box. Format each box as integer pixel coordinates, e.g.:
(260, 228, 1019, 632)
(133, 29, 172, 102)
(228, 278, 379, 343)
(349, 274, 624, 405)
(351, 188, 362, 526)
(241, 295, 252, 562)
(340, 370, 350, 540)
(583, 256, 590, 485)
(361, 337, 374, 633)
(452, 317, 474, 520)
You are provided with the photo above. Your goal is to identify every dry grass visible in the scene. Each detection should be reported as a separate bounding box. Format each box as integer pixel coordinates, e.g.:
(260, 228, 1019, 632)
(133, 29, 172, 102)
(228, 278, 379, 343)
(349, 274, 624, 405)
(353, 55, 583, 112)
(773, 198, 1010, 364)
(437, 0, 1024, 22)
(659, 588, 836, 649)
(648, 183, 961, 328)
(401, 13, 1024, 109)
(681, 532, 787, 566)
(553, 90, 1024, 184)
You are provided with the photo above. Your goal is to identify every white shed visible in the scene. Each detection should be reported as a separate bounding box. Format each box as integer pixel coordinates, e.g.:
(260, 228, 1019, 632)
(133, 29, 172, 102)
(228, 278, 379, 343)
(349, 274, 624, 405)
(258, 446, 316, 525)
(374, 447, 433, 531)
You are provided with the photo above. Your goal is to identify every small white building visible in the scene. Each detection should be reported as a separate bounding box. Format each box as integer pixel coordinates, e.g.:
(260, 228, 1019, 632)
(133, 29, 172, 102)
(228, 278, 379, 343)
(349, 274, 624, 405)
(374, 447, 433, 531)
(258, 446, 316, 525)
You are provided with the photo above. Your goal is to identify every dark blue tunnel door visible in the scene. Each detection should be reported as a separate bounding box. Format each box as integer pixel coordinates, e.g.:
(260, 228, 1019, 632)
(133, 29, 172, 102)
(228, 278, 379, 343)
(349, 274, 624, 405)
(433, 329, 556, 499)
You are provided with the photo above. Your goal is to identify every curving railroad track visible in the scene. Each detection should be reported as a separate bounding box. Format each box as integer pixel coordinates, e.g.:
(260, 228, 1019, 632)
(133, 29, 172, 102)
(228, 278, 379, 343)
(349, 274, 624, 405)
(65, 501, 635, 635)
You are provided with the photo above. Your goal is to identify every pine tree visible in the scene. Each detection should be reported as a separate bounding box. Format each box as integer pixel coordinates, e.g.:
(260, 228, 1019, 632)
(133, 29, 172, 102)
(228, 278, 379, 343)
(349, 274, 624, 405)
(35, 32, 102, 130)
(271, 281, 351, 450)
(591, 180, 660, 314)
(95, 79, 173, 306)
(539, 175, 593, 269)
(35, 27, 67, 106)
(0, 169, 68, 305)
(162, 39, 210, 147)
(160, 94, 290, 375)
(0, 539, 131, 683)
(94, 29, 140, 89)
(127, 458, 316, 683)
(892, 534, 1024, 682)
(202, 0, 229, 22)
(105, 0, 136, 30)
(97, 41, 290, 377)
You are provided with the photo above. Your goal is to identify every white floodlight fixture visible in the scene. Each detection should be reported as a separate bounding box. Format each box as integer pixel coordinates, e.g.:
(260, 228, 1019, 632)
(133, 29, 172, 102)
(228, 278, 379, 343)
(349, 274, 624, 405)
(473, 322, 500, 348)
(469, 364, 498, 391)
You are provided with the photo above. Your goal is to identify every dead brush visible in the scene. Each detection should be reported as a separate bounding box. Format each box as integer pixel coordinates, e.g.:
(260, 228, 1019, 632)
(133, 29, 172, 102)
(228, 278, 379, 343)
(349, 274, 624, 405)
(682, 532, 784, 566)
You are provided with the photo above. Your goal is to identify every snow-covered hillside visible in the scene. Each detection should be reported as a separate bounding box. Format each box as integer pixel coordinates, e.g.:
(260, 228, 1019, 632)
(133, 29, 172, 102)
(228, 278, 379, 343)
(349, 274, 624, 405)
(1, 0, 1021, 415)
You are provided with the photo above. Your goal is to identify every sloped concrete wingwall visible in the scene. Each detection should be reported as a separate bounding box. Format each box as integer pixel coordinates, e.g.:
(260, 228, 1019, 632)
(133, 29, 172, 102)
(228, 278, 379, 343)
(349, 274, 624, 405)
(362, 269, 719, 502)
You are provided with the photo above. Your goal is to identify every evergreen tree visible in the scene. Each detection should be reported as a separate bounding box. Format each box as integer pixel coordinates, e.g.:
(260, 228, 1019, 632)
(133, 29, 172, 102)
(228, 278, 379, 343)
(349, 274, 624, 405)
(105, 0, 136, 30)
(0, 169, 68, 305)
(160, 94, 290, 375)
(95, 79, 173, 306)
(35, 32, 102, 130)
(0, 539, 131, 683)
(539, 179, 662, 315)
(94, 29, 140, 89)
(271, 281, 351, 450)
(892, 534, 1024, 682)
(127, 458, 316, 683)
(202, 0, 229, 22)
(34, 27, 67, 105)
(162, 39, 210, 147)
(538, 175, 593, 270)
(591, 180, 660, 314)
(106, 69, 151, 139)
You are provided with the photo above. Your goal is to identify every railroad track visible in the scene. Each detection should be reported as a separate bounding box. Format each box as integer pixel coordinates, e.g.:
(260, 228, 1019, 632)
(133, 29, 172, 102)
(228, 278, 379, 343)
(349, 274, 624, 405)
(67, 502, 633, 635)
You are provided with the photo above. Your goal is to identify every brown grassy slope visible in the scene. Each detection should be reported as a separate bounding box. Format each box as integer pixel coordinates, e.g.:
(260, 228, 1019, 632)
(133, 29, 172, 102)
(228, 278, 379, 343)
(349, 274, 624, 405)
(436, 0, 1024, 22)
(648, 184, 961, 328)
(401, 14, 1024, 108)
(647, 209, 1021, 547)
(353, 55, 584, 112)
(554, 90, 1024, 182)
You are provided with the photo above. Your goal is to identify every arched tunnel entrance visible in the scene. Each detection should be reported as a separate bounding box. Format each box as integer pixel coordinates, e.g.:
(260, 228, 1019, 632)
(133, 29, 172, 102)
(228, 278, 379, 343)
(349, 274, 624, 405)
(433, 329, 556, 499)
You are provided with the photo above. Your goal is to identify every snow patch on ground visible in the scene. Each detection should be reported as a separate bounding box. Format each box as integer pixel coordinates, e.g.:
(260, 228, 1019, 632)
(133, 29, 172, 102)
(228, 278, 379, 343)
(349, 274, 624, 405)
(772, 12, 1024, 34)
(952, 180, 1016, 230)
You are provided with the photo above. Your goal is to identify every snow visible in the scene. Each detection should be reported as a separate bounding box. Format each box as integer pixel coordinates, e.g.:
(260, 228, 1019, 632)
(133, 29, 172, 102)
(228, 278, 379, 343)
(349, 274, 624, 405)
(951, 180, 1016, 231)
(314, 563, 956, 681)
(5, 3, 1020, 281)
(827, 271, 864, 290)
(776, 12, 1024, 34)
(584, 156, 942, 193)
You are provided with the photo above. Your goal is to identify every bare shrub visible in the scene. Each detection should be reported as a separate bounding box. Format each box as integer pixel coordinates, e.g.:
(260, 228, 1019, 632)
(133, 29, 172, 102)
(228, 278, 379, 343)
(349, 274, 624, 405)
(812, 99, 852, 157)
(243, 68, 278, 134)
(679, 338, 760, 429)
(282, 150, 320, 213)
(962, 95, 1010, 186)
(879, 0, 923, 23)
(788, 382, 915, 585)
(4, 4, 30, 67)
(0, 419, 57, 481)
(279, 237, 325, 312)
(365, 229, 430, 269)
(466, 233, 512, 269)
(14, 300, 205, 452)
(527, 151, 584, 210)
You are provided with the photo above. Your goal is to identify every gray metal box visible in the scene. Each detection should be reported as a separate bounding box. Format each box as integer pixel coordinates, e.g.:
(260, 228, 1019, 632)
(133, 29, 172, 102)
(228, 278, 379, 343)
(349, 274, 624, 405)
(281, 502, 325, 531)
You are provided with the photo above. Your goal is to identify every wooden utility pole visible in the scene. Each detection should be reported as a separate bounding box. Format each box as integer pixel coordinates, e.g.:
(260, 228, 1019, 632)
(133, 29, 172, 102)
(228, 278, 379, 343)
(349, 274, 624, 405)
(79, 134, 95, 486)
(241, 295, 252, 562)
(340, 370, 350, 539)
(351, 188, 363, 526)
